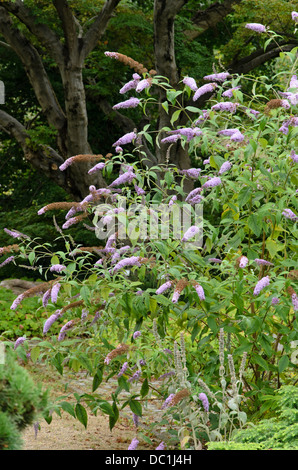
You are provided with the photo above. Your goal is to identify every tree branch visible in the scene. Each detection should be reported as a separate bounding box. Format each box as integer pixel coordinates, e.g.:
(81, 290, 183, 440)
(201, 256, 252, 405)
(227, 41, 298, 75)
(52, 0, 80, 64)
(0, 7, 66, 135)
(185, 0, 242, 39)
(80, 0, 122, 60)
(0, 109, 66, 185)
(1, 1, 64, 67)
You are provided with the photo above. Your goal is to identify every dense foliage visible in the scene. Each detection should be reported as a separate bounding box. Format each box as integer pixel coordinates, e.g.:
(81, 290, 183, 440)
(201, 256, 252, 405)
(0, 347, 48, 450)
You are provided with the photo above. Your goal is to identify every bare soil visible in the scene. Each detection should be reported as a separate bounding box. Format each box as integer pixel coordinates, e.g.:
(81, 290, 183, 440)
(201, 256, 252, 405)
(22, 363, 162, 451)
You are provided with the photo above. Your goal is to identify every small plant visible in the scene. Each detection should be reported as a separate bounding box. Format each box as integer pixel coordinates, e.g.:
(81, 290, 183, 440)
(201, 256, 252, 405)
(207, 385, 298, 450)
(148, 328, 248, 449)
(0, 346, 49, 450)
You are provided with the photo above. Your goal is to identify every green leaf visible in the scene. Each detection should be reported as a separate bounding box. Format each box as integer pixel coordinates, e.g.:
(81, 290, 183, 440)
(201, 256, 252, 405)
(247, 214, 262, 237)
(75, 403, 88, 428)
(109, 402, 119, 431)
(278, 355, 289, 374)
(253, 355, 270, 371)
(51, 255, 60, 265)
(185, 106, 201, 113)
(92, 369, 103, 392)
(78, 354, 93, 374)
(99, 401, 115, 417)
(266, 239, 284, 258)
(30, 346, 40, 363)
(207, 316, 218, 333)
(161, 101, 169, 114)
(60, 401, 76, 418)
(140, 377, 149, 398)
(170, 109, 182, 126)
(238, 186, 252, 208)
(129, 399, 142, 417)
(28, 251, 35, 265)
(80, 285, 91, 305)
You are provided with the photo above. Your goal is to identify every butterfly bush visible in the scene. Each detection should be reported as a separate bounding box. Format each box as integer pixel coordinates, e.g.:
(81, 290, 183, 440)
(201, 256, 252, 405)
(5, 18, 298, 450)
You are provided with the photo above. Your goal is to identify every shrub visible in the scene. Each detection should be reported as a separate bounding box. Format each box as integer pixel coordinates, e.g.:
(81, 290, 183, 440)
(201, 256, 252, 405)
(0, 18, 297, 450)
(207, 385, 298, 450)
(0, 347, 48, 450)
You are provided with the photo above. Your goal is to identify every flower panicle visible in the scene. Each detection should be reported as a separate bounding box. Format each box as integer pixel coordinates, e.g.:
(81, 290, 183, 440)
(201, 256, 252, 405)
(59, 154, 104, 171)
(0, 244, 20, 255)
(105, 51, 157, 76)
(104, 343, 129, 365)
(11, 281, 51, 310)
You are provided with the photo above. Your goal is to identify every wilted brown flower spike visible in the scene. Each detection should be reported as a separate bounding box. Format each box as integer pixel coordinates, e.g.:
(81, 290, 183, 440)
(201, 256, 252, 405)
(104, 344, 129, 364)
(170, 388, 190, 406)
(0, 244, 20, 255)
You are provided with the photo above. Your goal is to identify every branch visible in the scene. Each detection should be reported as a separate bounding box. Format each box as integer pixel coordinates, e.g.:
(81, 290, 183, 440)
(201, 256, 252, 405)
(227, 41, 298, 75)
(1, 0, 64, 67)
(154, 0, 189, 85)
(52, 0, 79, 63)
(0, 109, 66, 185)
(185, 0, 242, 39)
(80, 0, 122, 60)
(0, 7, 66, 133)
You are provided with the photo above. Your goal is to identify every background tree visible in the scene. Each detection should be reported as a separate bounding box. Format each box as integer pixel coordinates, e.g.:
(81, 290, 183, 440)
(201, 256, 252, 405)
(0, 0, 297, 203)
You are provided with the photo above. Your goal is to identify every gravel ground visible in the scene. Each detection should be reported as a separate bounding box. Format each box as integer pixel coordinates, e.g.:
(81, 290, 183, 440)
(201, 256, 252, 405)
(21, 363, 165, 451)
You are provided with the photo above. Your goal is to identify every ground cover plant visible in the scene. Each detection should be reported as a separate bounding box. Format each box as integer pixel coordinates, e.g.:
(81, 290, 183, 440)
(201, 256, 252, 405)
(0, 17, 297, 450)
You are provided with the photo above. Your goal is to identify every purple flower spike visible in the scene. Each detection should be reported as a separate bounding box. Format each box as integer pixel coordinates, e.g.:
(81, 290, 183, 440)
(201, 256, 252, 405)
(203, 72, 230, 82)
(0, 256, 14, 269)
(193, 83, 217, 101)
(291, 293, 298, 311)
(117, 361, 129, 378)
(239, 256, 249, 268)
(133, 331, 141, 339)
(128, 438, 139, 450)
(218, 161, 232, 175)
(58, 320, 74, 341)
(253, 276, 270, 296)
(193, 283, 205, 300)
(109, 171, 136, 188)
(156, 441, 166, 450)
(113, 97, 140, 110)
(182, 76, 198, 91)
(156, 281, 173, 295)
(182, 225, 200, 242)
(222, 86, 241, 98)
(14, 336, 26, 350)
(292, 11, 298, 22)
(254, 259, 274, 266)
(202, 176, 222, 189)
(211, 102, 239, 113)
(180, 168, 201, 179)
(136, 78, 151, 92)
(113, 256, 141, 272)
(162, 393, 175, 409)
(112, 131, 137, 147)
(51, 283, 61, 303)
(290, 150, 298, 163)
(245, 23, 267, 33)
(88, 162, 105, 174)
(50, 264, 66, 273)
(282, 209, 298, 220)
(198, 392, 209, 412)
(43, 310, 62, 334)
